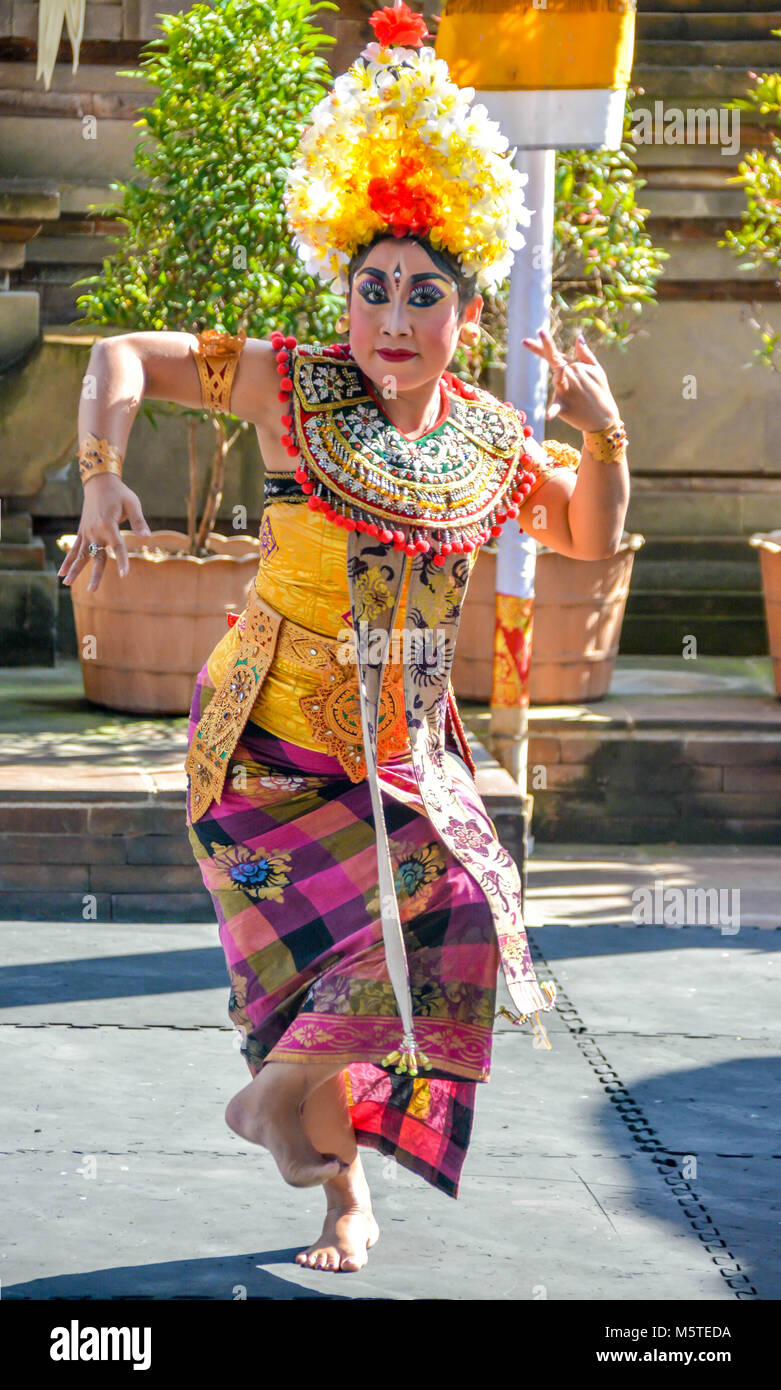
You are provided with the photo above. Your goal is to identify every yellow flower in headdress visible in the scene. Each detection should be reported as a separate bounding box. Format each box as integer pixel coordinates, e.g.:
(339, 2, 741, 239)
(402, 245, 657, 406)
(283, 3, 532, 295)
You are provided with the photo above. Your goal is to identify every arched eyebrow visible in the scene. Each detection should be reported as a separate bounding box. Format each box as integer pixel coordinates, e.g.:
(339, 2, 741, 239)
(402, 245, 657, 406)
(356, 266, 455, 286)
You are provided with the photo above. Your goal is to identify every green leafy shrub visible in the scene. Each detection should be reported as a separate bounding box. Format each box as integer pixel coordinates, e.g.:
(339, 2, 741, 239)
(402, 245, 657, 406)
(73, 0, 340, 554)
(719, 48, 781, 373)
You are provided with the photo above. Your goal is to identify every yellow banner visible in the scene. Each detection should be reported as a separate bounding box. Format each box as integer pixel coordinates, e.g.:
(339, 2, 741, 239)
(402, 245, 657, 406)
(436, 0, 637, 91)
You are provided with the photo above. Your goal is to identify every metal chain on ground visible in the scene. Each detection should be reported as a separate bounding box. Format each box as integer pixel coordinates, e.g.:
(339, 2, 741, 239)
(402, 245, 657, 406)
(526, 939, 759, 1300)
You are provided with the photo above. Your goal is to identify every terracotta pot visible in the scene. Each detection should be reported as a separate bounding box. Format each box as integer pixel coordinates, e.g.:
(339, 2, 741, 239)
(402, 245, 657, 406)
(749, 530, 781, 699)
(57, 529, 260, 714)
(452, 531, 645, 705)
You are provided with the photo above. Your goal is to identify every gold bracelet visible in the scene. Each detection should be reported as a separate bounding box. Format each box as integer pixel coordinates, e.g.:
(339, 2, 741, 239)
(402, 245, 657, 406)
(192, 327, 248, 415)
(79, 432, 124, 484)
(581, 419, 628, 465)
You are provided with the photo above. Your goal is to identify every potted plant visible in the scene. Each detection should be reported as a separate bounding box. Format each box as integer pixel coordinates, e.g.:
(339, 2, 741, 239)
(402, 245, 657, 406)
(58, 0, 341, 713)
(453, 87, 666, 703)
(453, 531, 646, 705)
(719, 45, 781, 696)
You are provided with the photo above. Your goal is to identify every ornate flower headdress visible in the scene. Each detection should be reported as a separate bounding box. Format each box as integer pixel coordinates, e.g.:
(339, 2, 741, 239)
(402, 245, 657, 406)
(283, 1, 532, 295)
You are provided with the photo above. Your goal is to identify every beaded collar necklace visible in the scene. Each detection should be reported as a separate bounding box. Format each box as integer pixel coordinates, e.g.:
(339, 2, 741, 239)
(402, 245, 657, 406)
(270, 331, 538, 567)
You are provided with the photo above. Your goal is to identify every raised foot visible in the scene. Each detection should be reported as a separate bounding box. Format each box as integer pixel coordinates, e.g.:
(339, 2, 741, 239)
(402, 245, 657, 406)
(295, 1206, 380, 1273)
(224, 1093, 347, 1189)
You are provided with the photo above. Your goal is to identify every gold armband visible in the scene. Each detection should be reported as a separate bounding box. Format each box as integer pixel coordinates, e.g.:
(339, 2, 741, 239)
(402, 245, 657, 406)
(192, 327, 248, 415)
(581, 419, 628, 465)
(542, 440, 582, 472)
(79, 432, 124, 485)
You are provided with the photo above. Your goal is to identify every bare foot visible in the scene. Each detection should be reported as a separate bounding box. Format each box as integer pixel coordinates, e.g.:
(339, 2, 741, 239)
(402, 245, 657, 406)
(225, 1072, 347, 1188)
(295, 1203, 380, 1273)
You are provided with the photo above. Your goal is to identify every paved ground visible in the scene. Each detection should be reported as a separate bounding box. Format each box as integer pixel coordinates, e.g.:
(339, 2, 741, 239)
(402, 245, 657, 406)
(0, 653, 776, 793)
(1, 874, 777, 1300)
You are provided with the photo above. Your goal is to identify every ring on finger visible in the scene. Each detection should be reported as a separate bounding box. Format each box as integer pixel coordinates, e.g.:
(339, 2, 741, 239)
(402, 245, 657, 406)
(87, 542, 106, 557)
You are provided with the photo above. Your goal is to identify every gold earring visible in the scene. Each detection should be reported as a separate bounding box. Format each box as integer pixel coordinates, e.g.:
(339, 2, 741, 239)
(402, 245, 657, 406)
(459, 322, 480, 348)
(336, 311, 350, 334)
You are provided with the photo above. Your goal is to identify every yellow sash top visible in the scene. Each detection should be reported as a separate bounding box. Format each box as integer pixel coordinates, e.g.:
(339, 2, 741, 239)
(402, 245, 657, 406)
(205, 499, 415, 751)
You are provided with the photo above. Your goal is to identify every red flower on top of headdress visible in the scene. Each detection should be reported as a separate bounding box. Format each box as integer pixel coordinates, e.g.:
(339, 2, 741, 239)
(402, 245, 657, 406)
(367, 156, 440, 237)
(368, 2, 431, 49)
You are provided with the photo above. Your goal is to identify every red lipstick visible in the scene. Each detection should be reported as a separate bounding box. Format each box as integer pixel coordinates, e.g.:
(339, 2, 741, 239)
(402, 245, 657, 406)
(377, 348, 416, 361)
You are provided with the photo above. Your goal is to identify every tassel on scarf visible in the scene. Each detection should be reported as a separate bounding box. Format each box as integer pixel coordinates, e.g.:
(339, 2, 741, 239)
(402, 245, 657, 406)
(495, 1005, 551, 1050)
(382, 1030, 434, 1076)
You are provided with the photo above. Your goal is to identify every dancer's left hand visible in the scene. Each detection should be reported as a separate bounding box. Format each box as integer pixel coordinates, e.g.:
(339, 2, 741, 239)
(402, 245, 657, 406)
(521, 327, 620, 432)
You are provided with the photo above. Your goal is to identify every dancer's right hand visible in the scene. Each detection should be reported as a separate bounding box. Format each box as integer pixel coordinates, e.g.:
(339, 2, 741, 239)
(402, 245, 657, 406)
(57, 474, 153, 592)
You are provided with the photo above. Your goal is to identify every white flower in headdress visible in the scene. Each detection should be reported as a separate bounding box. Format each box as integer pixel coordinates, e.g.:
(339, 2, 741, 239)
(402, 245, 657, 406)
(283, 2, 534, 293)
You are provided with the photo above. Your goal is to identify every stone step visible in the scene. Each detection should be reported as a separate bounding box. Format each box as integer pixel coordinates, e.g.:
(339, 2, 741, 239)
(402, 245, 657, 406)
(0, 289, 39, 368)
(22, 234, 108, 266)
(633, 141, 774, 169)
(639, 12, 781, 39)
(630, 538, 763, 591)
(641, 166, 753, 188)
(625, 589, 762, 619)
(620, 613, 769, 656)
(621, 592, 768, 657)
(639, 0, 781, 14)
(0, 177, 59, 220)
(638, 185, 749, 217)
(0, 512, 33, 544)
(0, 115, 137, 183)
(0, 744, 530, 919)
(626, 484, 781, 537)
(0, 572, 57, 664)
(0, 538, 47, 571)
(461, 674, 781, 842)
(527, 727, 781, 844)
(630, 65, 766, 97)
(636, 39, 781, 65)
(0, 87, 144, 120)
(0, 720, 778, 914)
(0, 61, 147, 95)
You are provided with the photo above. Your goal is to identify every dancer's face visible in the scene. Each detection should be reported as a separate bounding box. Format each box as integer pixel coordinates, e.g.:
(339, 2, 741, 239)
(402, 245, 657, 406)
(347, 237, 482, 392)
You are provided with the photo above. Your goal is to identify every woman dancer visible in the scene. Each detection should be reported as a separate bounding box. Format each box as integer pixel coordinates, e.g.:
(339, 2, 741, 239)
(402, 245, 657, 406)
(59, 3, 629, 1275)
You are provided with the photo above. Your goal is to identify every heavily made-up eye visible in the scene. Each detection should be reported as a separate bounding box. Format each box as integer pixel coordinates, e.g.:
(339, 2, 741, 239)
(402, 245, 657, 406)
(355, 276, 448, 307)
(409, 281, 446, 306)
(356, 277, 388, 304)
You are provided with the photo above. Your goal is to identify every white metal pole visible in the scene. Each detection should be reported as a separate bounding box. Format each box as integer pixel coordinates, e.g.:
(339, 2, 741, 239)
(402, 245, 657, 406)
(490, 147, 556, 799)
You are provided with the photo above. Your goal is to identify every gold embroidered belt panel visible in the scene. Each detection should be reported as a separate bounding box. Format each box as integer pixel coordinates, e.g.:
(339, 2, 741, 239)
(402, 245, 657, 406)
(185, 585, 408, 822)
